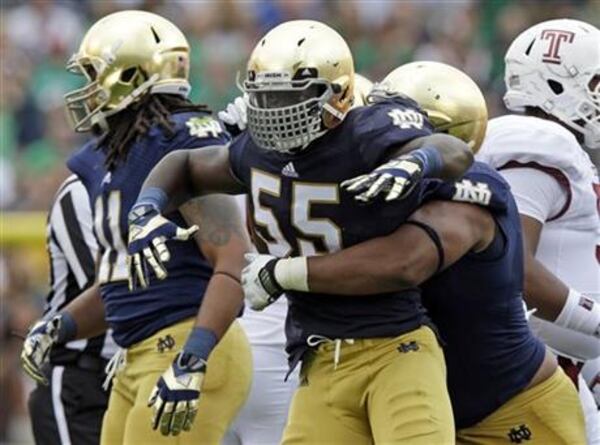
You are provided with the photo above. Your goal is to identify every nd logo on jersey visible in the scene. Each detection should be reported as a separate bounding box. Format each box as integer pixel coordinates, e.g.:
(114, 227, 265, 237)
(388, 108, 424, 129)
(452, 179, 493, 206)
(186, 116, 223, 138)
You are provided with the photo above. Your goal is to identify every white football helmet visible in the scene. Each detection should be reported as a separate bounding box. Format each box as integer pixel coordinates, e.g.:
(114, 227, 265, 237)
(504, 19, 600, 149)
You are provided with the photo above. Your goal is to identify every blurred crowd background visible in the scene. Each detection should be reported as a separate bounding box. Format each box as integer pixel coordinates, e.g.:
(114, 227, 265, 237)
(0, 0, 598, 442)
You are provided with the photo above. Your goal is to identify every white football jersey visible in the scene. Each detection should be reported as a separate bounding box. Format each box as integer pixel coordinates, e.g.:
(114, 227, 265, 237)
(478, 115, 600, 360)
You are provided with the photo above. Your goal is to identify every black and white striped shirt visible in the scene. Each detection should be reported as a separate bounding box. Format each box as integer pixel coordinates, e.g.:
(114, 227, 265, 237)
(45, 174, 116, 360)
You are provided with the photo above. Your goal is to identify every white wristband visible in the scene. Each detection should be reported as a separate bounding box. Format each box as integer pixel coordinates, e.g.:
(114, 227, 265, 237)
(274, 257, 309, 292)
(554, 289, 600, 338)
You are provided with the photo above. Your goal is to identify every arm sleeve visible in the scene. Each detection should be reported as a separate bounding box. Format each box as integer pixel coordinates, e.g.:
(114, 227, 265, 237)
(49, 179, 98, 289)
(499, 167, 568, 223)
(227, 133, 250, 187)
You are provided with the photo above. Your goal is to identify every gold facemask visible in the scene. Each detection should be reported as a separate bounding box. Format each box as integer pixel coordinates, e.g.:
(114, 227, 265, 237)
(64, 10, 190, 133)
(243, 20, 355, 153)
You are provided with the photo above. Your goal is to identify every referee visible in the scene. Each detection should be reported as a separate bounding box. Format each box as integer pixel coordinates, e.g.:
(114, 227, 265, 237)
(27, 174, 116, 445)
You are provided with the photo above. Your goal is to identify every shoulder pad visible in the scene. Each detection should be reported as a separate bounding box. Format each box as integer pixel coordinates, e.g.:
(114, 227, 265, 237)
(348, 98, 431, 137)
(165, 111, 231, 152)
(66, 139, 104, 184)
(477, 115, 588, 180)
(345, 98, 433, 169)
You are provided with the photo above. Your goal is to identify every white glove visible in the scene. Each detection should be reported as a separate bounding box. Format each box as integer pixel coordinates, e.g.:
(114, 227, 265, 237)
(241, 253, 283, 311)
(127, 204, 198, 289)
(21, 316, 61, 385)
(148, 352, 206, 436)
(218, 96, 247, 131)
(341, 156, 423, 203)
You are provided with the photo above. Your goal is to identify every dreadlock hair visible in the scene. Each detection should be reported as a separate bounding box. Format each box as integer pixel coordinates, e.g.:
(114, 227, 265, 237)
(98, 94, 208, 171)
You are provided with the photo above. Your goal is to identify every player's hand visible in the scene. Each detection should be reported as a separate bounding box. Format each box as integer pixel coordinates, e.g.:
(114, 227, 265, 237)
(241, 253, 284, 311)
(217, 95, 247, 135)
(148, 351, 206, 436)
(341, 155, 424, 203)
(20, 315, 62, 385)
(127, 204, 198, 289)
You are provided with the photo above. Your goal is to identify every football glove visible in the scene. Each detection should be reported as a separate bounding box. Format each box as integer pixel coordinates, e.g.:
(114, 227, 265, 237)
(241, 253, 284, 311)
(217, 95, 247, 135)
(148, 351, 207, 436)
(20, 315, 62, 385)
(127, 204, 198, 289)
(341, 155, 424, 203)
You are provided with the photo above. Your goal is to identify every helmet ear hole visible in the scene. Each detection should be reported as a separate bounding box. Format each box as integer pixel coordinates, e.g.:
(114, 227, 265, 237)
(547, 79, 564, 95)
(121, 67, 138, 83)
(83, 63, 97, 81)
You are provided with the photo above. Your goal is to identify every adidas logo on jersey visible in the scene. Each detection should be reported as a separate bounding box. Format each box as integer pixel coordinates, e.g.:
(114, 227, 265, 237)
(281, 162, 299, 178)
(101, 172, 112, 186)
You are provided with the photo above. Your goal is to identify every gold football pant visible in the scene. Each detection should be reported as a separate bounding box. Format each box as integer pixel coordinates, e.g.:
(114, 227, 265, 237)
(457, 367, 586, 445)
(282, 325, 454, 445)
(100, 318, 252, 445)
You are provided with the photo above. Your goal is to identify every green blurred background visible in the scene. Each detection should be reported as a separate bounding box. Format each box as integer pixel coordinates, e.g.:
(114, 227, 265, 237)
(0, 1, 598, 442)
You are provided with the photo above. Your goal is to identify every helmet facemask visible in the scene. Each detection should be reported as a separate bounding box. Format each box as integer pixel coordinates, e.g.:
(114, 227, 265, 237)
(64, 54, 159, 133)
(575, 72, 600, 149)
(64, 55, 110, 132)
(63, 11, 192, 134)
(502, 19, 600, 150)
(243, 72, 346, 153)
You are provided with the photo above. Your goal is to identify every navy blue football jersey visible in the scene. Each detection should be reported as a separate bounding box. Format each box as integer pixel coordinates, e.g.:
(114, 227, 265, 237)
(421, 162, 546, 428)
(68, 111, 231, 347)
(229, 98, 437, 361)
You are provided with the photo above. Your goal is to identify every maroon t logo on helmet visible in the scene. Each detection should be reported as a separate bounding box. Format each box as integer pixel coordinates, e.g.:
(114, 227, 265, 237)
(541, 29, 575, 64)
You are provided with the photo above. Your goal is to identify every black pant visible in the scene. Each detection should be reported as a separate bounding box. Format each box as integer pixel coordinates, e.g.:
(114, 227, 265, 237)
(28, 364, 109, 445)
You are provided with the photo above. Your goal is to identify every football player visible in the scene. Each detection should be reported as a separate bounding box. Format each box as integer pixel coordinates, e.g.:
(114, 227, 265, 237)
(241, 61, 587, 444)
(476, 18, 600, 442)
(222, 76, 374, 445)
(218, 68, 456, 445)
(126, 20, 475, 444)
(19, 11, 252, 444)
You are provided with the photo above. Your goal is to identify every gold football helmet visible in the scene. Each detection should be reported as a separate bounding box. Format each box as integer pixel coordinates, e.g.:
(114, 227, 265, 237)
(243, 20, 354, 152)
(374, 61, 488, 153)
(353, 74, 373, 107)
(64, 10, 190, 132)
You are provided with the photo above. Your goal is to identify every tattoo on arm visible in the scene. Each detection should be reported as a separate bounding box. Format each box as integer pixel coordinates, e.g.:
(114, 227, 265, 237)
(180, 195, 246, 247)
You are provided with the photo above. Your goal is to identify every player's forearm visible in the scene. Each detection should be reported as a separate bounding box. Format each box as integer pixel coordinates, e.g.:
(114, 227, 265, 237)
(433, 134, 474, 180)
(398, 134, 474, 181)
(140, 150, 197, 213)
(61, 283, 108, 341)
(180, 193, 249, 358)
(523, 253, 570, 320)
(181, 274, 244, 363)
(524, 254, 600, 338)
(194, 275, 244, 339)
(277, 225, 438, 295)
(305, 246, 417, 294)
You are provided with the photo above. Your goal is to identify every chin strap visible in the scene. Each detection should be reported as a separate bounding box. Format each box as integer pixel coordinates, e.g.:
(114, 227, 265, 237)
(323, 102, 347, 121)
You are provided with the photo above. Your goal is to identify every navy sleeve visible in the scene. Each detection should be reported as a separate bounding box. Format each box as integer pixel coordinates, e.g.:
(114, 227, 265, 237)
(423, 162, 510, 214)
(352, 97, 434, 169)
(227, 132, 252, 188)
